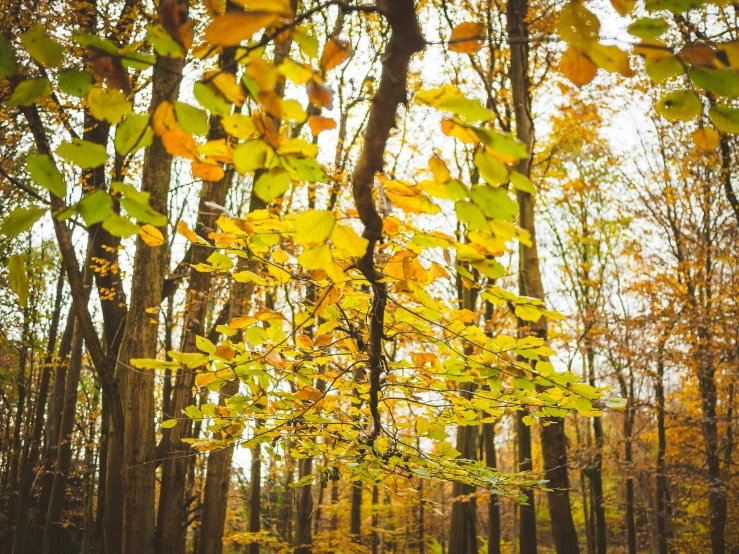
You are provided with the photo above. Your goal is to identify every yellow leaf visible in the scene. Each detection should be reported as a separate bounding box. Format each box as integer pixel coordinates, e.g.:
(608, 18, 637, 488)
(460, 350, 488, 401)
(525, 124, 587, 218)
(331, 225, 368, 258)
(278, 58, 314, 85)
(693, 127, 721, 151)
(429, 156, 451, 183)
(222, 113, 257, 139)
(204, 12, 280, 46)
(208, 71, 246, 105)
(558, 2, 600, 50)
(587, 43, 632, 76)
(295, 210, 335, 245)
(441, 119, 480, 144)
(449, 22, 484, 54)
(320, 37, 353, 71)
(559, 46, 598, 87)
(246, 56, 279, 92)
(140, 224, 165, 247)
(298, 243, 333, 270)
(610, 0, 635, 16)
(192, 161, 225, 181)
(195, 371, 218, 387)
(87, 86, 132, 124)
(161, 419, 178, 429)
(308, 116, 336, 136)
(233, 270, 267, 285)
(198, 139, 233, 163)
(231, 0, 292, 13)
(296, 334, 314, 349)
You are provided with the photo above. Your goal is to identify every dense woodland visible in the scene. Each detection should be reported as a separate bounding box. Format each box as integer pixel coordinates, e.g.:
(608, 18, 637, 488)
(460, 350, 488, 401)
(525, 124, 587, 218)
(1, 0, 739, 553)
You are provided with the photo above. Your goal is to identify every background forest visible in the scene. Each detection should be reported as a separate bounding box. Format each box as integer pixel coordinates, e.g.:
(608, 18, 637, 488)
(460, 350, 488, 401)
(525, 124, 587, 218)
(1, 0, 738, 553)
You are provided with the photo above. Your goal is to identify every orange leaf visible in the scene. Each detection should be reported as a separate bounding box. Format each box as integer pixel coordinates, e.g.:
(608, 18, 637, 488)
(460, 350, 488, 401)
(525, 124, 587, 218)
(192, 161, 225, 181)
(214, 344, 235, 361)
(559, 47, 598, 87)
(693, 127, 720, 151)
(320, 37, 353, 72)
(161, 128, 199, 160)
(152, 101, 178, 135)
(204, 12, 280, 47)
(297, 386, 322, 402)
(308, 116, 336, 136)
(449, 22, 484, 54)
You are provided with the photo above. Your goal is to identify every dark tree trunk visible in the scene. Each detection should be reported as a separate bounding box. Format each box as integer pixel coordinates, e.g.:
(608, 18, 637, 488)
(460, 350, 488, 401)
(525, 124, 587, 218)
(11, 268, 65, 554)
(507, 0, 579, 552)
(483, 420, 501, 554)
(655, 348, 670, 554)
(295, 457, 314, 554)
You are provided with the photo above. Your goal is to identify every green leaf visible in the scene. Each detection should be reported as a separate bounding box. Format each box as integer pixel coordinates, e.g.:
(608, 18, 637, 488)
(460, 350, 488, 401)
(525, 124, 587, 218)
(161, 419, 178, 429)
(295, 210, 335, 244)
(645, 55, 683, 84)
(606, 397, 628, 410)
(87, 86, 133, 124)
(655, 90, 702, 122)
(102, 214, 140, 237)
(8, 255, 29, 307)
(470, 185, 519, 221)
(254, 168, 291, 203)
(473, 149, 509, 186)
(294, 27, 319, 58)
(627, 17, 668, 39)
(1, 207, 46, 236)
(57, 139, 108, 168)
(233, 139, 273, 174)
(175, 101, 210, 136)
(78, 190, 113, 226)
(146, 24, 185, 58)
(20, 24, 64, 68)
(27, 154, 66, 197)
(111, 181, 150, 204)
(474, 128, 528, 160)
(281, 154, 328, 183)
(7, 78, 51, 108)
(709, 104, 739, 133)
(0, 36, 18, 77)
(115, 115, 154, 155)
(58, 69, 94, 97)
(509, 171, 537, 194)
(121, 50, 156, 70)
(120, 197, 167, 226)
(185, 405, 203, 420)
(690, 68, 739, 98)
(194, 82, 232, 117)
(455, 200, 488, 231)
(415, 86, 495, 122)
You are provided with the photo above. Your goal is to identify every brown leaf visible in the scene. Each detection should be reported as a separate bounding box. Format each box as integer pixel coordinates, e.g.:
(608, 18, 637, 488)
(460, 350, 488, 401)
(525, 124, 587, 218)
(88, 47, 130, 92)
(307, 79, 333, 110)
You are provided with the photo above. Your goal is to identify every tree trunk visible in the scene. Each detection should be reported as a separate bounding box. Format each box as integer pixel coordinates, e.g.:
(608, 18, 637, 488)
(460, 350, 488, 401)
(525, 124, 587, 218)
(247, 435, 261, 554)
(655, 349, 670, 554)
(507, 0, 579, 552)
(483, 420, 501, 554)
(448, 414, 479, 554)
(155, 55, 235, 554)
(112, 54, 184, 554)
(350, 482, 362, 541)
(516, 411, 536, 554)
(11, 268, 65, 554)
(295, 457, 314, 554)
(587, 348, 606, 554)
(42, 321, 84, 553)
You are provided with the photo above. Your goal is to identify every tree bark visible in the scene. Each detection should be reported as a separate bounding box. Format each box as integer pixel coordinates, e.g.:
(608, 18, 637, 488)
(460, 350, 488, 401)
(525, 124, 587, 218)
(655, 341, 670, 554)
(155, 49, 235, 554)
(483, 420, 501, 554)
(111, 54, 184, 554)
(11, 268, 65, 554)
(42, 322, 85, 554)
(507, 0, 579, 552)
(295, 457, 314, 554)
